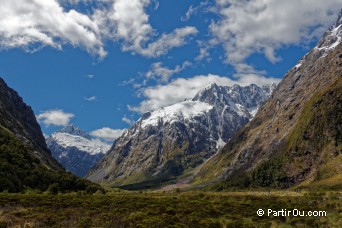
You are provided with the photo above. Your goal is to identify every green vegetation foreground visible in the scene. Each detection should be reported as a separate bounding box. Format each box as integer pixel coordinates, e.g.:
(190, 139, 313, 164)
(0, 191, 341, 227)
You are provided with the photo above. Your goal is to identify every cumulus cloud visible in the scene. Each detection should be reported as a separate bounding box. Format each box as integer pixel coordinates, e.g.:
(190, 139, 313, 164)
(0, 0, 196, 58)
(0, 0, 106, 58)
(146, 61, 191, 82)
(210, 0, 342, 66)
(94, 0, 198, 57)
(90, 127, 125, 142)
(129, 74, 280, 113)
(135, 26, 198, 57)
(99, 0, 153, 45)
(36, 109, 75, 126)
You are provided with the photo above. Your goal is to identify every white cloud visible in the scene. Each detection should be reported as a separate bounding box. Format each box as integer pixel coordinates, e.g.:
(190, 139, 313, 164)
(93, 0, 198, 57)
(102, 0, 153, 44)
(152, 0, 160, 10)
(181, 1, 215, 21)
(210, 0, 342, 66)
(36, 109, 75, 126)
(195, 40, 217, 62)
(122, 116, 134, 125)
(0, 0, 196, 58)
(58, 0, 81, 4)
(129, 74, 280, 113)
(146, 61, 191, 82)
(84, 96, 97, 102)
(234, 73, 280, 86)
(181, 5, 196, 22)
(0, 0, 106, 58)
(58, 0, 96, 4)
(90, 127, 125, 142)
(126, 26, 198, 57)
(86, 74, 95, 79)
(195, 46, 210, 61)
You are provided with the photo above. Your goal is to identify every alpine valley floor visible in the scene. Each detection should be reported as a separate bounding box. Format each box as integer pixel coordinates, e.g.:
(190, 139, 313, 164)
(0, 190, 341, 227)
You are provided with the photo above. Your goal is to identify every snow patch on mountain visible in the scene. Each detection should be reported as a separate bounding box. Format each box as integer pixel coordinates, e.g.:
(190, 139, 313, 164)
(247, 106, 259, 118)
(136, 83, 277, 151)
(140, 83, 276, 129)
(314, 12, 342, 56)
(141, 101, 213, 128)
(46, 124, 112, 177)
(50, 132, 110, 155)
(216, 138, 226, 149)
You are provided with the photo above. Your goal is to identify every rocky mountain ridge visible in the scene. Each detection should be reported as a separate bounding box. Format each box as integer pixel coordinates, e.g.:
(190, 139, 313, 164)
(196, 10, 342, 189)
(87, 83, 276, 185)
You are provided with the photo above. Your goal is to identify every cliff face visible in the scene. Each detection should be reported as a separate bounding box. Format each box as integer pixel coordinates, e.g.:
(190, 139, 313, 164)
(87, 83, 275, 186)
(0, 78, 62, 170)
(196, 12, 342, 189)
(0, 77, 104, 193)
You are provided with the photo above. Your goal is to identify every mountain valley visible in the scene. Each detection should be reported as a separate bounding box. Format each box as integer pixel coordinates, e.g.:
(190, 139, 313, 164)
(87, 83, 276, 187)
(0, 5, 341, 228)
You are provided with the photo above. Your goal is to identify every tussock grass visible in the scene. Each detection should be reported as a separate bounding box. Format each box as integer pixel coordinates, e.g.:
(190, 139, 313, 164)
(0, 191, 341, 227)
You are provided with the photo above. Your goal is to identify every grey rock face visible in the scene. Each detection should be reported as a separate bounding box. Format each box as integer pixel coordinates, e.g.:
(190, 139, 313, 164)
(58, 124, 92, 140)
(87, 83, 275, 184)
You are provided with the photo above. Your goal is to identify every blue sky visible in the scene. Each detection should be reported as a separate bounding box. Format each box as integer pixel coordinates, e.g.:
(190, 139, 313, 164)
(0, 0, 341, 142)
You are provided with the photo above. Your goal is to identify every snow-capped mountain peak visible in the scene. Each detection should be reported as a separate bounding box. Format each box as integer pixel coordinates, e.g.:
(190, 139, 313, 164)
(49, 124, 110, 155)
(87, 83, 276, 184)
(193, 83, 276, 115)
(138, 83, 276, 129)
(295, 11, 342, 70)
(140, 100, 213, 128)
(315, 10, 342, 54)
(49, 132, 110, 155)
(46, 124, 111, 177)
(57, 124, 91, 139)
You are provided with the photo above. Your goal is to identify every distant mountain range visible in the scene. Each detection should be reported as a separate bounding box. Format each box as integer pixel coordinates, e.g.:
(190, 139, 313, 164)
(46, 124, 110, 177)
(196, 9, 342, 190)
(87, 83, 275, 186)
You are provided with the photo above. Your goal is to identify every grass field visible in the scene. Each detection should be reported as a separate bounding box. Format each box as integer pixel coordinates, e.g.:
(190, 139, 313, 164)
(0, 190, 342, 227)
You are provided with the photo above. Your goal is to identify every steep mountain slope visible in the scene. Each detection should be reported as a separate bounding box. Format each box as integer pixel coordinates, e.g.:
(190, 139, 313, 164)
(46, 124, 110, 177)
(0, 77, 103, 193)
(87, 83, 275, 185)
(0, 78, 62, 171)
(196, 11, 342, 189)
